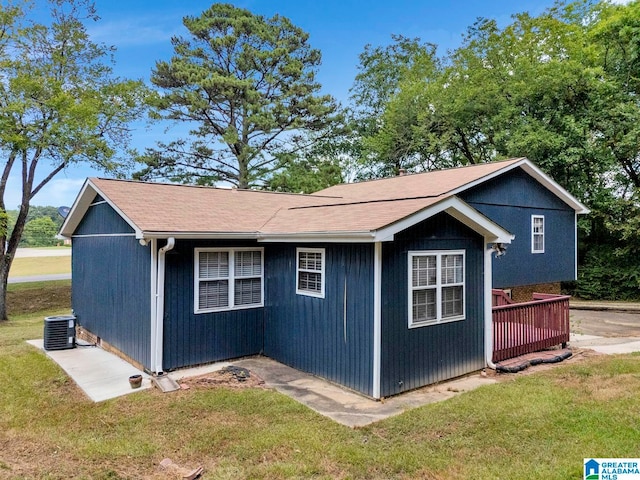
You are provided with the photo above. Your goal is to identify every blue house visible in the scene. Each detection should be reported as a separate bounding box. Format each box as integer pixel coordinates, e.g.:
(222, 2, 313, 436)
(61, 158, 588, 398)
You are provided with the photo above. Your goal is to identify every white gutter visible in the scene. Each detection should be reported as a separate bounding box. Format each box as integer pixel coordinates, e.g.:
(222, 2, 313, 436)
(484, 244, 496, 370)
(152, 237, 175, 374)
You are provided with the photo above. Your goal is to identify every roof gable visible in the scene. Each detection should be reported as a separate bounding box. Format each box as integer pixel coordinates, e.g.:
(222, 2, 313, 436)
(314, 158, 589, 214)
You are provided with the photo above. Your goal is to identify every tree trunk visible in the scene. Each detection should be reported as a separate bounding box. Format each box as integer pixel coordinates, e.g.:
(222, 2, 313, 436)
(0, 199, 31, 321)
(0, 256, 10, 321)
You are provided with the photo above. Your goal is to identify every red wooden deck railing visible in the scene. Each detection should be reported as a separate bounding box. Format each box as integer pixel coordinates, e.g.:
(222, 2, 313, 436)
(492, 290, 570, 362)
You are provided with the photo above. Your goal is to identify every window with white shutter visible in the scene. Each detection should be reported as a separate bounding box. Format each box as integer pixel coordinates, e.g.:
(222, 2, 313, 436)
(194, 248, 263, 313)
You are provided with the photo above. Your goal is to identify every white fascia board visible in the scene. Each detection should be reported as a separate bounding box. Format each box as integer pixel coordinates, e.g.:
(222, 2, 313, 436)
(373, 196, 514, 244)
(516, 159, 590, 214)
(60, 179, 143, 238)
(59, 179, 93, 237)
(448, 158, 590, 214)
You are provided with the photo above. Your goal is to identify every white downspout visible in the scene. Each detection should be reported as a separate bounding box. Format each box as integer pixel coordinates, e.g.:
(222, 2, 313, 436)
(372, 242, 382, 399)
(154, 237, 175, 374)
(149, 238, 158, 373)
(484, 243, 496, 370)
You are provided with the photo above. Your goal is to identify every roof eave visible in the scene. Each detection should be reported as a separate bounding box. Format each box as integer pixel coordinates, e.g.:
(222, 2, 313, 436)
(142, 231, 259, 240)
(258, 231, 376, 243)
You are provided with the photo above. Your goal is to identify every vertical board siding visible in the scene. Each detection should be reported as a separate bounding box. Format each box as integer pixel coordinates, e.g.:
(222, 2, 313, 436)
(264, 244, 375, 396)
(460, 168, 577, 287)
(162, 240, 264, 370)
(75, 196, 135, 235)
(381, 213, 485, 397)
(72, 236, 151, 368)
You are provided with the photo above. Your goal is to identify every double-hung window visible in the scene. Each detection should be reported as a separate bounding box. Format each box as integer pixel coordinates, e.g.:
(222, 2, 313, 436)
(408, 250, 465, 327)
(531, 215, 545, 253)
(194, 248, 263, 313)
(296, 248, 325, 298)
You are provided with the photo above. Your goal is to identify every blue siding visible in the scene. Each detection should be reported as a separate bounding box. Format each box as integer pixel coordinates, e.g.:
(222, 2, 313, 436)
(381, 213, 485, 397)
(264, 244, 374, 396)
(72, 201, 150, 367)
(162, 240, 264, 370)
(460, 168, 576, 287)
(75, 195, 134, 235)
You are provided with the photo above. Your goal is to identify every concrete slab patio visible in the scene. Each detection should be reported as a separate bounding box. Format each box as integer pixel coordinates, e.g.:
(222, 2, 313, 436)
(27, 338, 496, 427)
(233, 357, 496, 427)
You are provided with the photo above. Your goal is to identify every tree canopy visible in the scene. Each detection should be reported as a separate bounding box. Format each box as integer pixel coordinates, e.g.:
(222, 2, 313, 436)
(0, 0, 148, 319)
(344, 0, 640, 299)
(347, 1, 640, 196)
(136, 3, 341, 189)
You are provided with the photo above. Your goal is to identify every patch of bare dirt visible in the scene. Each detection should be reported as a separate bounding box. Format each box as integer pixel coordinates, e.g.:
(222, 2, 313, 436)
(8, 283, 71, 315)
(178, 366, 266, 391)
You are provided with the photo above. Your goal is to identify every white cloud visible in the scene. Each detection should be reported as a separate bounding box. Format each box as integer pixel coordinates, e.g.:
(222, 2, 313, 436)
(87, 15, 181, 47)
(32, 178, 86, 208)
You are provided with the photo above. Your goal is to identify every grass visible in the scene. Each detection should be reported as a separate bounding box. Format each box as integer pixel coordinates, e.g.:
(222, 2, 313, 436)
(9, 256, 71, 277)
(1, 284, 640, 479)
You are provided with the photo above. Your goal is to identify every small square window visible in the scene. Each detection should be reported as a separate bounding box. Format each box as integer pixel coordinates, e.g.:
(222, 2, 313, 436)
(296, 248, 325, 298)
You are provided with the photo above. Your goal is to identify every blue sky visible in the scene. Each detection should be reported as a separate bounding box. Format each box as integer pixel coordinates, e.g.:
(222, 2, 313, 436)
(11, 0, 561, 209)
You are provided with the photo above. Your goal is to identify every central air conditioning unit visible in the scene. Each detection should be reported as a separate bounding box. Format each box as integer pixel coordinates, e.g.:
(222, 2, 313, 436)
(44, 315, 76, 351)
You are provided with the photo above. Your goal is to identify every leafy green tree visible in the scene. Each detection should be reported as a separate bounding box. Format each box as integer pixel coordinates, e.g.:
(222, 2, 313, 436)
(5, 206, 65, 246)
(136, 3, 341, 189)
(439, 9, 610, 197)
(588, 0, 640, 191)
(266, 156, 343, 194)
(0, 0, 148, 320)
(22, 217, 58, 247)
(348, 36, 443, 178)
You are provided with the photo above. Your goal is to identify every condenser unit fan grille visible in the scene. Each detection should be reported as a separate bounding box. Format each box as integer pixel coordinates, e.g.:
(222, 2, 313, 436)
(44, 315, 76, 351)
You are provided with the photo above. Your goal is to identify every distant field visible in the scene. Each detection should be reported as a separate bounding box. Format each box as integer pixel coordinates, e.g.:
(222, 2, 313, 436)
(9, 256, 71, 277)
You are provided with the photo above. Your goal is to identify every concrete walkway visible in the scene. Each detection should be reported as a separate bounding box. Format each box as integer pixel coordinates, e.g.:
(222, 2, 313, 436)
(9, 273, 71, 284)
(27, 331, 640, 427)
(569, 333, 640, 354)
(27, 339, 152, 402)
(570, 299, 640, 312)
(27, 338, 496, 427)
(14, 248, 71, 258)
(25, 297, 640, 427)
(232, 357, 496, 427)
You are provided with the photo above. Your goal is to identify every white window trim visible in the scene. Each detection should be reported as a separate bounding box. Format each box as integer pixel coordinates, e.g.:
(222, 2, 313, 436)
(408, 250, 466, 328)
(194, 247, 264, 314)
(531, 215, 545, 254)
(296, 247, 325, 298)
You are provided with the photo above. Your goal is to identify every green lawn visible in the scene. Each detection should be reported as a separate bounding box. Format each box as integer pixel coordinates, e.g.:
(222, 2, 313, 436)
(9, 256, 71, 277)
(1, 284, 639, 479)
